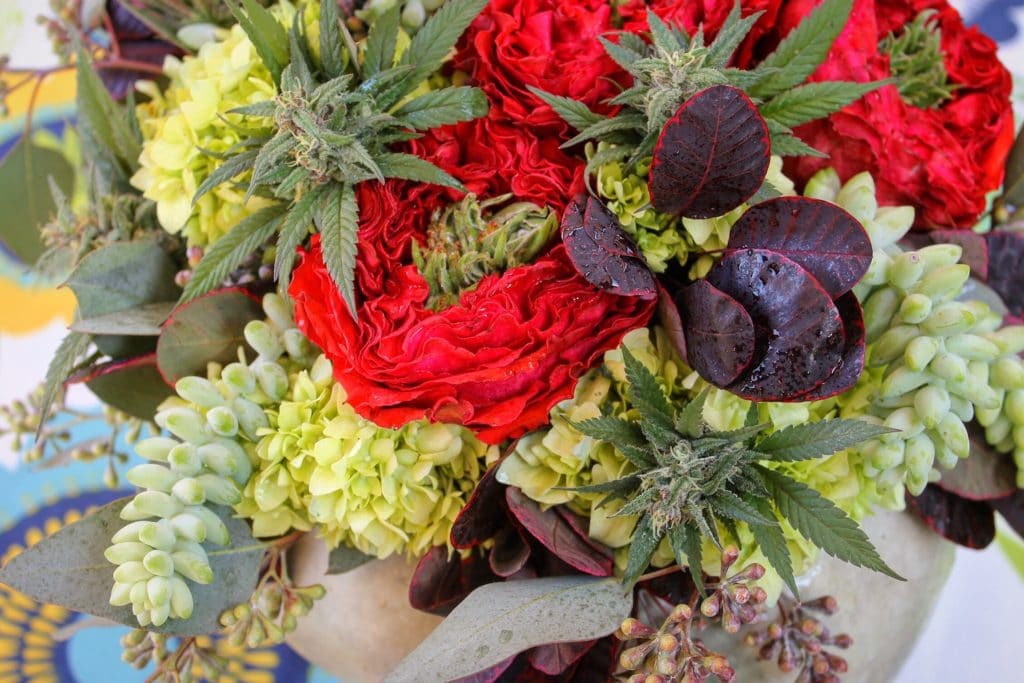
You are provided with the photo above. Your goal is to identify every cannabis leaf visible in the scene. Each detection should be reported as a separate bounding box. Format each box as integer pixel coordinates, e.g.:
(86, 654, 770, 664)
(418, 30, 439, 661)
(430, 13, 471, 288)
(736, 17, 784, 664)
(567, 347, 898, 589)
(191, 0, 490, 315)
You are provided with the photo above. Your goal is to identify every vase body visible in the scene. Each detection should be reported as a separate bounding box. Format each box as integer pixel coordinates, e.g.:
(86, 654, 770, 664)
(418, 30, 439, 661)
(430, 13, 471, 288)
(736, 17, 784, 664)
(287, 511, 954, 682)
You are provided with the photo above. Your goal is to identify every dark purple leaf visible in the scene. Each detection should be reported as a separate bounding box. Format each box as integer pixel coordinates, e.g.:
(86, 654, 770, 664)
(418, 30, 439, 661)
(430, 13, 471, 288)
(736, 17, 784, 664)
(450, 657, 518, 683)
(566, 635, 620, 682)
(451, 461, 508, 549)
(906, 486, 996, 549)
(69, 353, 173, 420)
(706, 249, 845, 402)
(108, 0, 153, 39)
(505, 488, 613, 577)
(489, 527, 532, 578)
(796, 292, 865, 401)
(677, 279, 756, 387)
(99, 39, 180, 99)
(637, 573, 698, 609)
(528, 641, 596, 676)
(408, 546, 498, 616)
(989, 490, 1024, 538)
(657, 283, 688, 363)
(933, 425, 1017, 501)
(727, 197, 871, 299)
(649, 84, 770, 219)
(985, 231, 1024, 316)
(561, 195, 657, 298)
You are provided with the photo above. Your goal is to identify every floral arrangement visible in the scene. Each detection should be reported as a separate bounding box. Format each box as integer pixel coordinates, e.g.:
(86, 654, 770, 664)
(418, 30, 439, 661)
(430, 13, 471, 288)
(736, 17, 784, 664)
(0, 0, 1021, 681)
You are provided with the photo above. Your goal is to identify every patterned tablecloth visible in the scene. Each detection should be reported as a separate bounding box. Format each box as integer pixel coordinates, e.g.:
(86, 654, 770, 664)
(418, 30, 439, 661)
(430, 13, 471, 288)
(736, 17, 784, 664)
(0, 2, 1021, 682)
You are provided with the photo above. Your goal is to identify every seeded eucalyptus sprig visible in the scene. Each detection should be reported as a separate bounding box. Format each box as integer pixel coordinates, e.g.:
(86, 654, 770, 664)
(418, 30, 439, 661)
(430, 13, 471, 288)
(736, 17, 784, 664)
(567, 347, 902, 594)
(533, 0, 885, 176)
(185, 0, 490, 316)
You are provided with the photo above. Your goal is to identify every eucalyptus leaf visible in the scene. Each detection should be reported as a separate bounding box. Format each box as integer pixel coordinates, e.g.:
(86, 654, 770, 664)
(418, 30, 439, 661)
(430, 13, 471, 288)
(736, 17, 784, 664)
(0, 138, 75, 264)
(326, 545, 375, 575)
(385, 576, 633, 682)
(0, 498, 265, 636)
(156, 290, 263, 384)
(36, 331, 92, 441)
(71, 302, 176, 336)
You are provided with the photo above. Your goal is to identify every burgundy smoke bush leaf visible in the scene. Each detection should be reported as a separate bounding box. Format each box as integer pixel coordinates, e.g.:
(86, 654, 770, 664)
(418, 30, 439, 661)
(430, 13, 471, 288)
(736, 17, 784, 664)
(409, 546, 498, 616)
(906, 486, 996, 549)
(796, 293, 866, 401)
(657, 283, 688, 363)
(933, 425, 1017, 501)
(561, 195, 657, 298)
(649, 84, 770, 219)
(985, 231, 1024, 316)
(505, 487, 613, 577)
(450, 657, 517, 683)
(565, 635, 620, 682)
(726, 197, 872, 298)
(68, 353, 174, 420)
(989, 490, 1024, 539)
(706, 249, 845, 402)
(489, 527, 532, 578)
(528, 640, 597, 676)
(678, 280, 756, 387)
(450, 461, 507, 549)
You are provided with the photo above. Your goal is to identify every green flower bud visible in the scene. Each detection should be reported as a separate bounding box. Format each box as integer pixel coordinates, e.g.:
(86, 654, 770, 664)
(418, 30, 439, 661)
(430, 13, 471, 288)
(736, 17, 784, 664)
(992, 356, 1024, 390)
(262, 293, 294, 332)
(987, 326, 1024, 355)
(888, 252, 925, 289)
(150, 602, 171, 628)
(912, 264, 970, 303)
(156, 407, 211, 445)
(904, 336, 939, 371)
(147, 576, 171, 606)
(898, 293, 933, 325)
(402, 0, 426, 28)
(134, 437, 178, 463)
(245, 320, 284, 360)
(913, 386, 950, 428)
(138, 520, 177, 551)
(945, 334, 1000, 362)
(231, 397, 269, 442)
(921, 303, 976, 337)
(206, 405, 239, 437)
(175, 377, 225, 409)
(170, 512, 207, 543)
(934, 441, 960, 469)
(113, 561, 152, 584)
(169, 576, 194, 619)
(197, 473, 242, 505)
(167, 443, 203, 476)
(111, 521, 148, 544)
(254, 361, 289, 401)
(803, 168, 841, 201)
(948, 393, 974, 422)
(129, 580, 147, 608)
(862, 251, 893, 287)
(904, 435, 935, 477)
(929, 352, 967, 383)
(126, 464, 179, 493)
(870, 440, 906, 470)
(883, 406, 925, 437)
(171, 477, 206, 506)
(936, 413, 969, 460)
(985, 416, 1012, 446)
(283, 328, 314, 360)
(222, 362, 257, 395)
(916, 244, 963, 272)
(130, 491, 184, 520)
(863, 288, 901, 342)
(143, 550, 175, 578)
(880, 367, 929, 399)
(110, 581, 133, 607)
(171, 551, 214, 584)
(105, 542, 151, 565)
(1006, 390, 1024, 424)
(871, 325, 921, 366)
(185, 505, 230, 546)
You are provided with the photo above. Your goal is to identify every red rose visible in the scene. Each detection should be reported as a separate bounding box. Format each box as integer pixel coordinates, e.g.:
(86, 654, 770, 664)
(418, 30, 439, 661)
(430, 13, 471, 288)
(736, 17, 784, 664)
(768, 0, 1014, 229)
(409, 107, 585, 210)
(291, 240, 655, 444)
(618, 0, 783, 65)
(455, 0, 626, 131)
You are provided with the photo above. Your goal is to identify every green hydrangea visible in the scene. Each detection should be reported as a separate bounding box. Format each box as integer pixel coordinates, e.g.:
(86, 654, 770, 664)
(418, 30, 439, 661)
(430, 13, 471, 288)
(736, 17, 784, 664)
(240, 357, 498, 558)
(131, 2, 319, 248)
(592, 146, 796, 276)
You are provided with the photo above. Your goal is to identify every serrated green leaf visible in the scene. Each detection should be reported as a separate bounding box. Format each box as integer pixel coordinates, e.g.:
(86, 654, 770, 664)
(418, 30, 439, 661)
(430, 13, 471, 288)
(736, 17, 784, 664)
(275, 186, 324, 285)
(526, 86, 605, 132)
(676, 388, 709, 438)
(572, 416, 652, 467)
(749, 0, 853, 99)
(385, 576, 633, 683)
(319, 183, 360, 319)
(559, 475, 640, 498)
(399, 0, 489, 90)
(647, 9, 686, 53)
(183, 205, 286, 302)
(756, 419, 894, 462)
(759, 466, 903, 580)
(748, 497, 798, 596)
(769, 129, 827, 158)
(394, 87, 488, 130)
(760, 80, 886, 128)
(376, 152, 465, 191)
(623, 514, 662, 587)
(562, 113, 646, 148)
(75, 46, 140, 168)
(0, 498, 265, 635)
(363, 3, 401, 78)
(227, 0, 289, 85)
(193, 149, 259, 205)
(706, 5, 763, 68)
(318, 0, 345, 78)
(711, 490, 778, 527)
(287, 15, 316, 93)
(598, 35, 645, 71)
(669, 523, 704, 594)
(36, 332, 91, 441)
(622, 347, 678, 441)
